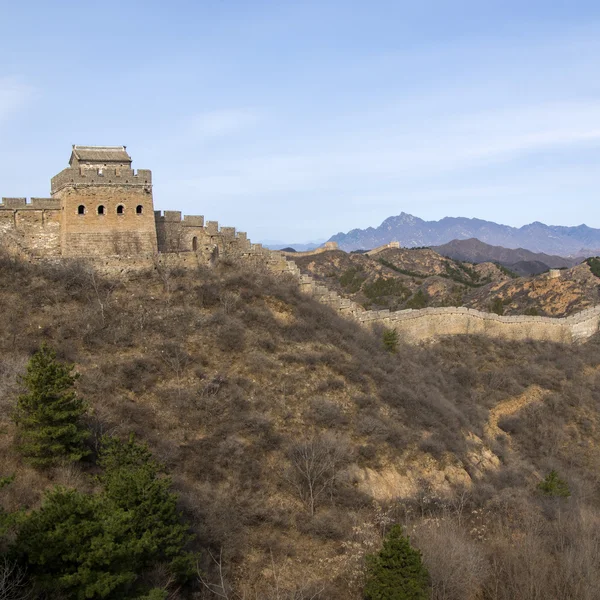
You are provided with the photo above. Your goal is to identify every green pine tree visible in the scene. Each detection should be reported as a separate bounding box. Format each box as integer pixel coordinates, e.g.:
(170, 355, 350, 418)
(405, 289, 428, 310)
(14, 487, 138, 598)
(490, 297, 504, 316)
(364, 525, 430, 600)
(538, 469, 571, 497)
(12, 435, 194, 599)
(383, 329, 399, 353)
(98, 434, 194, 570)
(13, 343, 89, 467)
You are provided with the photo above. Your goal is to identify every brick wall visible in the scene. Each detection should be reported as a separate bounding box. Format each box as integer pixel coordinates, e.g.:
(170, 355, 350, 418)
(53, 185, 157, 257)
(288, 260, 600, 344)
(0, 198, 62, 258)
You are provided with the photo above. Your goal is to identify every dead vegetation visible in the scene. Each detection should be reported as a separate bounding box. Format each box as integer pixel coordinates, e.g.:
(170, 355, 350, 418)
(290, 247, 600, 316)
(0, 251, 600, 598)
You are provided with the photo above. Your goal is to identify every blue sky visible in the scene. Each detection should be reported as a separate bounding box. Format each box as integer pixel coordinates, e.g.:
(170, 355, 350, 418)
(1, 1, 600, 243)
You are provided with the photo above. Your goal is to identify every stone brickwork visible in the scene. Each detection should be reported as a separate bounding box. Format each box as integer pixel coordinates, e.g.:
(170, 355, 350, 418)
(51, 148, 157, 257)
(54, 183, 157, 257)
(0, 198, 62, 258)
(284, 258, 600, 344)
(365, 241, 400, 256)
(154, 211, 252, 258)
(2, 145, 598, 346)
(1, 146, 260, 263)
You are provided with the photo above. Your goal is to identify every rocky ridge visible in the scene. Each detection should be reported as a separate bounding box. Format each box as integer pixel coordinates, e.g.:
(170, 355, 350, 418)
(329, 212, 600, 256)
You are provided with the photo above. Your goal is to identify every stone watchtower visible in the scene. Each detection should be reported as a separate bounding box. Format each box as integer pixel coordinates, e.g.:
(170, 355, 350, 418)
(50, 146, 158, 257)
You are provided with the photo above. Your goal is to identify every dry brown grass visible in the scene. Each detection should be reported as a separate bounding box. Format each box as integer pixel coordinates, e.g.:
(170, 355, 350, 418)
(1, 253, 600, 598)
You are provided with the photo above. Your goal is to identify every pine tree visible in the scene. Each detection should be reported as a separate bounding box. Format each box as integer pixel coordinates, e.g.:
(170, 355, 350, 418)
(364, 525, 430, 600)
(13, 344, 89, 466)
(98, 434, 194, 568)
(538, 469, 571, 497)
(383, 329, 399, 353)
(13, 435, 194, 599)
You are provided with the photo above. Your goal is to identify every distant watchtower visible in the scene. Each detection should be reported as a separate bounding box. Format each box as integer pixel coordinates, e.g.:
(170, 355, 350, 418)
(51, 146, 158, 257)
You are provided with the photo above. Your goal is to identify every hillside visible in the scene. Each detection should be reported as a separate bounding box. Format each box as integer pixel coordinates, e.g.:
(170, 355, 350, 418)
(290, 247, 600, 317)
(433, 238, 580, 275)
(329, 212, 600, 255)
(291, 247, 508, 311)
(1, 252, 600, 599)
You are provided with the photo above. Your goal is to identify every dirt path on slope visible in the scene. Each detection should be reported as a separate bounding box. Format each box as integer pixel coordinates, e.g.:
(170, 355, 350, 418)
(484, 385, 549, 442)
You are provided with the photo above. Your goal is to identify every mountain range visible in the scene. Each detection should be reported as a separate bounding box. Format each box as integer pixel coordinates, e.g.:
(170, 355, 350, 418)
(261, 240, 325, 252)
(433, 238, 581, 276)
(328, 213, 600, 256)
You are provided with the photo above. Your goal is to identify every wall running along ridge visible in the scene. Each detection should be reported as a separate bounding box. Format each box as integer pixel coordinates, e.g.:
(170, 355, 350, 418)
(1, 200, 597, 345)
(273, 258, 600, 344)
(2, 147, 598, 345)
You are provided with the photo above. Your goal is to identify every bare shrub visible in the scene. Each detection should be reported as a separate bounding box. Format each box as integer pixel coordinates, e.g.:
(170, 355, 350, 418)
(196, 281, 221, 308)
(497, 413, 526, 435)
(413, 518, 488, 600)
(284, 433, 351, 516)
(546, 506, 600, 600)
(309, 398, 348, 428)
(296, 508, 352, 540)
(0, 356, 26, 413)
(198, 547, 325, 600)
(0, 557, 31, 600)
(483, 513, 552, 600)
(216, 318, 246, 353)
(157, 343, 191, 400)
(315, 377, 344, 393)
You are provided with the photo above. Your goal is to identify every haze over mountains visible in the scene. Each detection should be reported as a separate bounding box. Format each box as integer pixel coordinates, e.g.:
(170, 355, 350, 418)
(329, 213, 600, 256)
(434, 238, 580, 276)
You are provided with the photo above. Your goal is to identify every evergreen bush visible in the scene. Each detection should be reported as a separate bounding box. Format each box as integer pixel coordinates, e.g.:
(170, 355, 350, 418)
(12, 435, 194, 599)
(13, 344, 89, 466)
(586, 257, 600, 278)
(490, 297, 504, 316)
(364, 524, 430, 600)
(383, 329, 399, 353)
(538, 470, 570, 497)
(405, 289, 428, 309)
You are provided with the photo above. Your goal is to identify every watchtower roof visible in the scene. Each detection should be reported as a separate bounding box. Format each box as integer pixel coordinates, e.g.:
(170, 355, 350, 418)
(69, 145, 132, 166)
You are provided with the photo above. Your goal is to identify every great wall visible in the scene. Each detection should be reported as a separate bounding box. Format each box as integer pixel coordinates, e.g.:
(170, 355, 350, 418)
(275, 259, 600, 344)
(2, 146, 599, 345)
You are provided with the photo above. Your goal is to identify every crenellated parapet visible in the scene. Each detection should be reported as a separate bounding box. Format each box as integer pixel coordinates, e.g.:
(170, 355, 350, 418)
(153, 211, 252, 255)
(183, 215, 204, 227)
(1, 197, 61, 210)
(4, 144, 599, 346)
(51, 167, 152, 195)
(0, 197, 62, 258)
(277, 241, 340, 258)
(365, 241, 401, 257)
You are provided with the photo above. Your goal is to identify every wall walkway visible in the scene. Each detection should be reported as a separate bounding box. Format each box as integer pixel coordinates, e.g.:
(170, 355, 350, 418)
(271, 253, 600, 344)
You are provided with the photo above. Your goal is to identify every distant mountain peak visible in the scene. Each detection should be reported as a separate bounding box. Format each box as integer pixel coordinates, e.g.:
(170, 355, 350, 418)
(328, 213, 600, 256)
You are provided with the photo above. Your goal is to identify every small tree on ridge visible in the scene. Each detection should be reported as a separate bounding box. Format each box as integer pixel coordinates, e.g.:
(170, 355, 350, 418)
(13, 344, 89, 467)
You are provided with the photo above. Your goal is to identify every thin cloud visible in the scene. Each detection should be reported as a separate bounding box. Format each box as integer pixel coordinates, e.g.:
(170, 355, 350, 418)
(0, 77, 32, 123)
(173, 100, 600, 198)
(187, 109, 260, 139)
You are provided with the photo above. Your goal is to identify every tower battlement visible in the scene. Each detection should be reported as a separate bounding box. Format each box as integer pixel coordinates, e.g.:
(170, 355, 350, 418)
(0, 198, 61, 209)
(2, 146, 253, 261)
(51, 167, 152, 195)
